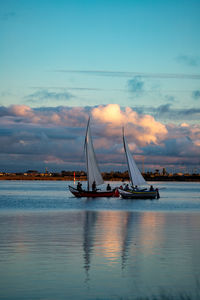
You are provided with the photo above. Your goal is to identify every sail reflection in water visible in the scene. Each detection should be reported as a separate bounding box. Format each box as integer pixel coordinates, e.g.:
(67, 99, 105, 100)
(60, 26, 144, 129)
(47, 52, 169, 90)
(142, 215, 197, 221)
(0, 210, 200, 300)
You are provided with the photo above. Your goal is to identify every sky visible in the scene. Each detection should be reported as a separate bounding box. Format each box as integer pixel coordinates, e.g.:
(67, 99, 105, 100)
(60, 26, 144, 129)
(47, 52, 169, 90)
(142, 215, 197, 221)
(0, 0, 200, 173)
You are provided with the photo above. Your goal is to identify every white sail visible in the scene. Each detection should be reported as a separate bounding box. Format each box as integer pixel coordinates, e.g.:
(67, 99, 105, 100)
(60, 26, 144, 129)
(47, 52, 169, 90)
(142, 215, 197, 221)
(123, 129, 146, 187)
(85, 118, 104, 190)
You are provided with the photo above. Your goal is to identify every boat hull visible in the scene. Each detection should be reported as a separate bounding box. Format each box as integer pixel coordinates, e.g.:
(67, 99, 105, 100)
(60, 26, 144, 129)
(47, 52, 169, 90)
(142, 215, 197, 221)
(69, 185, 115, 198)
(118, 188, 159, 199)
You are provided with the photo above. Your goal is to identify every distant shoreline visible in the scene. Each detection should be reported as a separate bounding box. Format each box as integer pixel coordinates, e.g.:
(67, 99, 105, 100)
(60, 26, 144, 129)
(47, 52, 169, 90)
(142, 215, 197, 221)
(0, 175, 200, 182)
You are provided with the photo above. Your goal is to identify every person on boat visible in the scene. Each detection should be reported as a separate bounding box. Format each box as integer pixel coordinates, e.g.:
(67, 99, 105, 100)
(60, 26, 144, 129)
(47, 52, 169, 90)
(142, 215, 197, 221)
(106, 183, 111, 191)
(77, 182, 82, 191)
(156, 188, 160, 199)
(124, 184, 129, 191)
(92, 181, 97, 191)
(149, 185, 154, 191)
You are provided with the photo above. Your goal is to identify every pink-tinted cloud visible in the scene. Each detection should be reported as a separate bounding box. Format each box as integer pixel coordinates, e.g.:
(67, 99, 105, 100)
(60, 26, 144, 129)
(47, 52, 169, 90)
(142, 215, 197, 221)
(1, 104, 168, 147)
(9, 105, 33, 117)
(0, 104, 199, 172)
(44, 155, 65, 164)
(92, 104, 168, 146)
(166, 123, 200, 151)
(0, 105, 89, 127)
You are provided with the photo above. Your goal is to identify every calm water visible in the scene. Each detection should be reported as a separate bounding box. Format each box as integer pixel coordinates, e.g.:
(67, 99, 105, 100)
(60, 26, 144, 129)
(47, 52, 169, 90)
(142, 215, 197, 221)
(0, 181, 200, 300)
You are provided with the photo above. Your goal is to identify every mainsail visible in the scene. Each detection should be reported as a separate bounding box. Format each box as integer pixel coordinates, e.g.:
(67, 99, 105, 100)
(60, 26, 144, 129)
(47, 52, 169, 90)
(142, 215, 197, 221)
(123, 128, 146, 187)
(85, 118, 104, 190)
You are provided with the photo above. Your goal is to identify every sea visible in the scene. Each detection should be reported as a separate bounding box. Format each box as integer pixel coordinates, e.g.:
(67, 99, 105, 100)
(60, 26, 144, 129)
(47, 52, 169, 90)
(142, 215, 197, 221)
(0, 180, 200, 300)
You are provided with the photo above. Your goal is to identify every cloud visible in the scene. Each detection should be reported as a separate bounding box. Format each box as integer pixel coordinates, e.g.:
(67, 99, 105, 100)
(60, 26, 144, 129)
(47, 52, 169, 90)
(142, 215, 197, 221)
(176, 55, 200, 67)
(0, 106, 10, 117)
(44, 155, 66, 164)
(0, 104, 168, 146)
(154, 103, 172, 116)
(145, 104, 200, 121)
(26, 89, 74, 104)
(31, 86, 123, 92)
(0, 105, 89, 126)
(127, 77, 144, 95)
(1, 103, 199, 127)
(9, 105, 33, 117)
(55, 69, 200, 79)
(92, 104, 167, 145)
(192, 90, 200, 100)
(164, 95, 175, 103)
(144, 135, 200, 165)
(0, 104, 199, 172)
(141, 122, 200, 170)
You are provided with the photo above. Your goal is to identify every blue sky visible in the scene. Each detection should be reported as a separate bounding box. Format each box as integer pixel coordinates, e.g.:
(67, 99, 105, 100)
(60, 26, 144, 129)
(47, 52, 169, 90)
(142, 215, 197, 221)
(0, 0, 200, 172)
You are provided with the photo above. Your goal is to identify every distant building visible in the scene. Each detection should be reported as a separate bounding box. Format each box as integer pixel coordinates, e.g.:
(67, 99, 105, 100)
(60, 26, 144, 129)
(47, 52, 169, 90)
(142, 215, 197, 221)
(26, 170, 39, 175)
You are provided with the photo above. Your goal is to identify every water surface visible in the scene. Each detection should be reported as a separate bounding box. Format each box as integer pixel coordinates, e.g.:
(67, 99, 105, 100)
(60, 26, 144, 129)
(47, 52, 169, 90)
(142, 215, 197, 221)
(0, 181, 200, 300)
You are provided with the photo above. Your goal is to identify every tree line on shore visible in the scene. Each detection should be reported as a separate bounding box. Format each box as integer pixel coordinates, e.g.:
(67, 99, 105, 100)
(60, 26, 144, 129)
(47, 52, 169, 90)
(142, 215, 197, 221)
(0, 168, 200, 181)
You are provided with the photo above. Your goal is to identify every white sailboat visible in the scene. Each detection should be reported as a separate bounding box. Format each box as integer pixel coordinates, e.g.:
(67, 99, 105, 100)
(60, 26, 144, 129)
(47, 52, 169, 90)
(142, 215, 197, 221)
(119, 128, 160, 199)
(84, 117, 104, 191)
(69, 118, 116, 197)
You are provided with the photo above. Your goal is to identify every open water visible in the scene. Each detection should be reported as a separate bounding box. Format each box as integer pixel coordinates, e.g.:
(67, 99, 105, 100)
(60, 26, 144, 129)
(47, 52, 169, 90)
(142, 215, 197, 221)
(0, 181, 200, 300)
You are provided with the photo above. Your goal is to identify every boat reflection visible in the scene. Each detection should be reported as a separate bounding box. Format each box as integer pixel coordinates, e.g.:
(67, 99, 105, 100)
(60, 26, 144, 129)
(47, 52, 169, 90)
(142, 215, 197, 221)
(82, 211, 98, 281)
(82, 210, 166, 281)
(0, 210, 166, 272)
(1, 209, 200, 299)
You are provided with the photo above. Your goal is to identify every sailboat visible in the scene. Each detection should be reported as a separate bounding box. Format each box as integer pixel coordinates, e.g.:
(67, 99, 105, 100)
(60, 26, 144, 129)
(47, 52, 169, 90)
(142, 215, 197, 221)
(118, 128, 160, 199)
(69, 118, 116, 198)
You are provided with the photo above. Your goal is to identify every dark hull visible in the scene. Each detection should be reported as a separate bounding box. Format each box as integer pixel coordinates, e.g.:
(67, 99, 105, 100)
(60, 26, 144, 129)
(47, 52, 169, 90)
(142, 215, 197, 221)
(119, 188, 159, 199)
(69, 185, 115, 198)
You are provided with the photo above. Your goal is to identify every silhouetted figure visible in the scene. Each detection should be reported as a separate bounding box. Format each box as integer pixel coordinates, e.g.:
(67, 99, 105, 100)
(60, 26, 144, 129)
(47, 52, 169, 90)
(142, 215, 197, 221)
(124, 184, 129, 191)
(92, 181, 97, 191)
(77, 182, 82, 191)
(106, 183, 111, 191)
(156, 188, 160, 199)
(150, 185, 154, 191)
